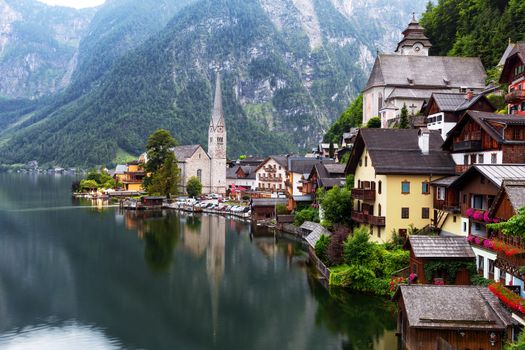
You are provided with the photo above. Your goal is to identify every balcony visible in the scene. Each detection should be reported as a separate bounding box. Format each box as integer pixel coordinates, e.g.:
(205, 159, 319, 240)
(452, 140, 482, 152)
(263, 166, 277, 173)
(352, 188, 376, 201)
(350, 211, 386, 226)
(505, 90, 525, 104)
(260, 177, 282, 183)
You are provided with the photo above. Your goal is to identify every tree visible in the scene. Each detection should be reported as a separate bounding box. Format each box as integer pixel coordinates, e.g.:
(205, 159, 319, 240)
(148, 152, 180, 198)
(488, 207, 525, 237)
(366, 117, 381, 128)
(399, 103, 409, 129)
(145, 129, 177, 174)
(320, 185, 353, 227)
(324, 94, 363, 143)
(186, 176, 203, 198)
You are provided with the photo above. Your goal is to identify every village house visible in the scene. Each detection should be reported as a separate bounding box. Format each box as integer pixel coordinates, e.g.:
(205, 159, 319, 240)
(363, 15, 487, 127)
(226, 164, 257, 192)
(433, 165, 525, 287)
(300, 163, 346, 197)
(404, 235, 475, 285)
(250, 198, 288, 221)
(316, 143, 338, 158)
(286, 157, 335, 209)
(442, 110, 525, 173)
(394, 285, 517, 350)
(499, 42, 525, 115)
(425, 91, 496, 140)
(487, 180, 525, 295)
(114, 160, 145, 191)
(345, 128, 456, 242)
(254, 156, 288, 196)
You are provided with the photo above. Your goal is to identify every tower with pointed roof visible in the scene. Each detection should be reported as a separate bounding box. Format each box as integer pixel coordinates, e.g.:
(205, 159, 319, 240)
(208, 72, 227, 195)
(394, 13, 432, 56)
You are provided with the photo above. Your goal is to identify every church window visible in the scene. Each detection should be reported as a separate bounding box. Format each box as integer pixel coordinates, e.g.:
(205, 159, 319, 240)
(210, 137, 213, 143)
(197, 169, 202, 182)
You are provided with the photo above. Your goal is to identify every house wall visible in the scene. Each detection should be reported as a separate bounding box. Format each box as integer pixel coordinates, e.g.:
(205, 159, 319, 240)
(227, 177, 256, 190)
(440, 213, 463, 236)
(254, 158, 287, 193)
(177, 147, 213, 195)
(352, 147, 443, 242)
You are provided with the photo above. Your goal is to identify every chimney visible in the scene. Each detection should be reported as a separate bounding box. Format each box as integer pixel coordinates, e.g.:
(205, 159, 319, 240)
(466, 89, 474, 101)
(418, 129, 430, 155)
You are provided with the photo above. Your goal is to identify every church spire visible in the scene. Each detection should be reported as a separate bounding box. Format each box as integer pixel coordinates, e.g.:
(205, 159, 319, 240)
(211, 71, 224, 128)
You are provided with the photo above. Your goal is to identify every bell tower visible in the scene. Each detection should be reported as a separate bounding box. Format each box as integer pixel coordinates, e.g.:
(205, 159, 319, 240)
(208, 71, 227, 195)
(395, 13, 432, 56)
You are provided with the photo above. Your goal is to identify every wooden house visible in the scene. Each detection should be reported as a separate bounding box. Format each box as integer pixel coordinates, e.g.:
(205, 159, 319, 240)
(394, 285, 517, 350)
(250, 198, 288, 221)
(499, 42, 525, 115)
(425, 91, 495, 140)
(442, 111, 525, 174)
(403, 236, 475, 285)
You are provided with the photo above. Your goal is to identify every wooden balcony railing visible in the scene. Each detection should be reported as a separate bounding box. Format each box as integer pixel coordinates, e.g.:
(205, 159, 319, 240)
(453, 140, 482, 152)
(352, 188, 376, 201)
(350, 211, 385, 226)
(505, 90, 525, 104)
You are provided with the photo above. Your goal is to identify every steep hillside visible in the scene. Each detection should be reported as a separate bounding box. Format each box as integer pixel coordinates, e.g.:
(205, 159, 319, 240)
(0, 0, 93, 99)
(0, 0, 427, 167)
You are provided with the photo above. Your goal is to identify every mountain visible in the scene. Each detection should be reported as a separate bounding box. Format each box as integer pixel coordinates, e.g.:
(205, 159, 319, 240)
(0, 0, 93, 99)
(0, 0, 427, 167)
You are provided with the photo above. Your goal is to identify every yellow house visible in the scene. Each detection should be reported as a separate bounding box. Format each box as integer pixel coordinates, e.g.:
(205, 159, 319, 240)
(114, 160, 145, 192)
(345, 128, 456, 242)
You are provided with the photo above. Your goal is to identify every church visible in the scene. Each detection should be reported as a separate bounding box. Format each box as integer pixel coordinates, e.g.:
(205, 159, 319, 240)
(362, 14, 488, 127)
(170, 72, 227, 195)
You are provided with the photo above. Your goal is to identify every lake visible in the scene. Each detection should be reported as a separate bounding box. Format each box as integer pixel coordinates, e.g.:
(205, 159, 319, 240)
(0, 173, 400, 350)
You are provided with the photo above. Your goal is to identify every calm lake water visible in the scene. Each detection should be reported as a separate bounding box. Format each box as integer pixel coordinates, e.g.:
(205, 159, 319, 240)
(0, 173, 400, 350)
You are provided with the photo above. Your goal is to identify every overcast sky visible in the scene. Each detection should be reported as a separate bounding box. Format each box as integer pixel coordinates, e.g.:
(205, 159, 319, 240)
(37, 0, 106, 9)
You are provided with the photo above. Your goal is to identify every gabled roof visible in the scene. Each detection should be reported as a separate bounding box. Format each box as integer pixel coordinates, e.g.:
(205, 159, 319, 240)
(364, 55, 487, 91)
(450, 164, 525, 189)
(393, 285, 516, 330)
(254, 155, 288, 172)
(171, 145, 206, 161)
(288, 157, 334, 174)
(324, 164, 346, 175)
(300, 221, 332, 249)
(345, 129, 456, 175)
(499, 42, 525, 83)
(427, 92, 495, 113)
(489, 180, 525, 217)
(251, 198, 288, 207)
(115, 164, 128, 174)
(443, 110, 525, 149)
(405, 236, 475, 259)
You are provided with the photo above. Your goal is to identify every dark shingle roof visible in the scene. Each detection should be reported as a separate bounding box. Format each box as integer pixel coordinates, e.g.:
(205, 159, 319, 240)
(171, 145, 203, 161)
(300, 221, 332, 248)
(406, 236, 475, 258)
(430, 175, 459, 187)
(288, 157, 334, 174)
(395, 285, 516, 330)
(365, 55, 487, 91)
(251, 198, 288, 207)
(430, 92, 491, 112)
(346, 129, 456, 175)
(504, 181, 525, 211)
(324, 164, 346, 175)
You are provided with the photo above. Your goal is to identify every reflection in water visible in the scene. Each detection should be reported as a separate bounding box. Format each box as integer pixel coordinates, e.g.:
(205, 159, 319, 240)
(0, 322, 123, 350)
(309, 276, 399, 350)
(0, 174, 400, 350)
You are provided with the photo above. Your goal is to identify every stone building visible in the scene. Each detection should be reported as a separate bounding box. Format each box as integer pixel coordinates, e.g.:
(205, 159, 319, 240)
(362, 15, 487, 127)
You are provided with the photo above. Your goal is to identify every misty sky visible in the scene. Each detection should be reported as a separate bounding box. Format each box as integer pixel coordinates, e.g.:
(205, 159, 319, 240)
(37, 0, 105, 9)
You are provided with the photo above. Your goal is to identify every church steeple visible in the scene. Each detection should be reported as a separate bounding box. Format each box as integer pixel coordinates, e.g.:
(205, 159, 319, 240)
(210, 71, 224, 129)
(395, 13, 432, 56)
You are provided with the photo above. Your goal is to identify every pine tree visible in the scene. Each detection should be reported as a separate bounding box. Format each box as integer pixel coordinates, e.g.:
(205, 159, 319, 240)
(399, 104, 409, 129)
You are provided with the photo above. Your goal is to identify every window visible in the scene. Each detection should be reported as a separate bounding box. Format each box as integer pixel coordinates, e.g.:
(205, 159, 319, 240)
(359, 159, 362, 167)
(378, 181, 382, 194)
(478, 256, 484, 272)
(489, 259, 495, 276)
(472, 195, 483, 209)
(422, 182, 430, 194)
(401, 181, 410, 194)
(401, 207, 409, 219)
(437, 187, 446, 200)
(463, 222, 467, 233)
(521, 102, 525, 111)
(378, 203, 382, 216)
(453, 216, 457, 223)
(514, 129, 524, 140)
(422, 207, 430, 219)
(464, 155, 469, 165)
(470, 154, 476, 165)
(478, 154, 484, 164)
(491, 153, 497, 164)
(197, 169, 202, 182)
(377, 227, 381, 238)
(365, 156, 368, 167)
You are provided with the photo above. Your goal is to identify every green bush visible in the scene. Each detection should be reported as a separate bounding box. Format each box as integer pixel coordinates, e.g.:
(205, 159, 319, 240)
(294, 207, 319, 226)
(315, 234, 330, 265)
(276, 203, 290, 215)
